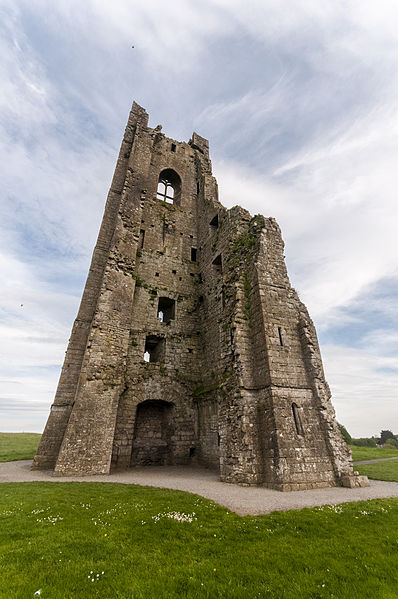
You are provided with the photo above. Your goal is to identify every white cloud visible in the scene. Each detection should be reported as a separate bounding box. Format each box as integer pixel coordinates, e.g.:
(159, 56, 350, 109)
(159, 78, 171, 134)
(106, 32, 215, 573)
(323, 342, 398, 437)
(1, 0, 397, 436)
(214, 92, 398, 326)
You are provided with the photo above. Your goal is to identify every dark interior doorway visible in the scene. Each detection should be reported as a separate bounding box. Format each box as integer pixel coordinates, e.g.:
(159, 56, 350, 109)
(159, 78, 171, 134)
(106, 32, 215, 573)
(130, 400, 174, 466)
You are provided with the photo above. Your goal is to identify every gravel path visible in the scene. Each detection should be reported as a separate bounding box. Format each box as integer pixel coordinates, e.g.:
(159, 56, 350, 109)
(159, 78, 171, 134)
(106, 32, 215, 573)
(1, 460, 398, 516)
(353, 456, 398, 465)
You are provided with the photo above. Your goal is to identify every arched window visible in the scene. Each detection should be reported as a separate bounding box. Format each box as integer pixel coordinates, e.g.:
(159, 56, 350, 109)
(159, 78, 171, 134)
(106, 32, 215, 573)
(156, 169, 181, 205)
(292, 403, 304, 436)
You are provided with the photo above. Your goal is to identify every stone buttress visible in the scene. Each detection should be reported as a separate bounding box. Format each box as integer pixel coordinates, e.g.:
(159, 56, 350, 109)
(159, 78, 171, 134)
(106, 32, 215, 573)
(32, 102, 368, 490)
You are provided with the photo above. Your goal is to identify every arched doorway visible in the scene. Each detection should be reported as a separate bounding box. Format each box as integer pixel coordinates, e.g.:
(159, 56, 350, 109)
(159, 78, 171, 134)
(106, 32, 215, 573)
(130, 400, 174, 466)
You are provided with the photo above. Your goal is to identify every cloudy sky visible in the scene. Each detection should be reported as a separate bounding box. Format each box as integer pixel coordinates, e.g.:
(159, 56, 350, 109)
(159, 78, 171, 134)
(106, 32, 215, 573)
(1, 0, 397, 437)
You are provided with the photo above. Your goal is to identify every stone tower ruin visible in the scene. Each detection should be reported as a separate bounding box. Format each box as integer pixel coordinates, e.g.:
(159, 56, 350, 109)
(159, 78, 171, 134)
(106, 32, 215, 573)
(33, 102, 367, 490)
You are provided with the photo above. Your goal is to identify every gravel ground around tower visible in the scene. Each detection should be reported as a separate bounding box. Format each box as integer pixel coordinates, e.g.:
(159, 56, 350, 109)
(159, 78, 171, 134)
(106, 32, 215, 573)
(1, 460, 398, 516)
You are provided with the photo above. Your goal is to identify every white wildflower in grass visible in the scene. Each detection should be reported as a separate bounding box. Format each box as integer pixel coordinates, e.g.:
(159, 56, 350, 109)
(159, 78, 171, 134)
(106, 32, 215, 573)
(151, 511, 197, 523)
(36, 515, 63, 525)
(87, 571, 105, 583)
(1, 509, 17, 517)
(31, 508, 50, 515)
(34, 590, 41, 596)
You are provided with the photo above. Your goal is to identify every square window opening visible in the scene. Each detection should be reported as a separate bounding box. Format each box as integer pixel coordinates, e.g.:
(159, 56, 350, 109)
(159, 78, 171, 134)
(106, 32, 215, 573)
(144, 335, 165, 363)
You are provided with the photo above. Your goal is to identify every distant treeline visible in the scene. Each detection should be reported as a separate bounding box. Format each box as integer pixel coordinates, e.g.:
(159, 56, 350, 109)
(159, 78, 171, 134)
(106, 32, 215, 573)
(338, 424, 398, 448)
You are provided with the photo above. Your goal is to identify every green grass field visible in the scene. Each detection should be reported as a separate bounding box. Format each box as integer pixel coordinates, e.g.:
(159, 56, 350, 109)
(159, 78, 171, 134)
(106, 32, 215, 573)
(1, 483, 398, 599)
(355, 460, 398, 482)
(0, 433, 41, 462)
(349, 445, 398, 462)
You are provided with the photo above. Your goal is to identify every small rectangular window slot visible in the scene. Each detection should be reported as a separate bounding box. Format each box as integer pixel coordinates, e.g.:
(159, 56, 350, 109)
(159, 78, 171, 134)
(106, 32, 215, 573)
(278, 326, 284, 346)
(210, 214, 219, 228)
(188, 348, 193, 353)
(144, 335, 165, 363)
(157, 297, 175, 324)
(172, 269, 177, 274)
(171, 143, 176, 152)
(139, 229, 145, 249)
(196, 181, 200, 194)
(189, 234, 193, 239)
(155, 272, 159, 277)
(189, 447, 196, 457)
(199, 295, 204, 303)
(292, 403, 304, 436)
(179, 277, 182, 281)
(191, 247, 197, 262)
(190, 272, 195, 277)
(212, 254, 222, 274)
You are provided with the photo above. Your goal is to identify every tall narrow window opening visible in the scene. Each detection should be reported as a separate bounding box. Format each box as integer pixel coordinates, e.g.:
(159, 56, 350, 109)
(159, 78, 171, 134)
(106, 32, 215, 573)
(292, 403, 304, 436)
(210, 214, 219, 228)
(171, 143, 176, 152)
(212, 254, 222, 274)
(156, 169, 181, 205)
(278, 326, 284, 346)
(191, 248, 197, 262)
(196, 181, 200, 194)
(139, 229, 145, 249)
(157, 297, 175, 324)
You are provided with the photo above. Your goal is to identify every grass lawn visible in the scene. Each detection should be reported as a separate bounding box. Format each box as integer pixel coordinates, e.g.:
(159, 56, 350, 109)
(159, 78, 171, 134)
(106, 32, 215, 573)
(355, 460, 398, 482)
(0, 433, 41, 462)
(349, 445, 398, 461)
(1, 483, 398, 598)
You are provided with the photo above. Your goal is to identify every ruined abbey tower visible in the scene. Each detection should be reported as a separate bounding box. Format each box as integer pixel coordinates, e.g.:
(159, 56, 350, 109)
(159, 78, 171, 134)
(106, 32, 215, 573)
(33, 102, 367, 490)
